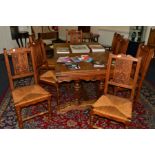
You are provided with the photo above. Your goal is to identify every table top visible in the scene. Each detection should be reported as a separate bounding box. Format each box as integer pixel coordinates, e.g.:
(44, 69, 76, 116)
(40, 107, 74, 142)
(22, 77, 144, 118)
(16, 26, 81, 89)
(53, 43, 109, 82)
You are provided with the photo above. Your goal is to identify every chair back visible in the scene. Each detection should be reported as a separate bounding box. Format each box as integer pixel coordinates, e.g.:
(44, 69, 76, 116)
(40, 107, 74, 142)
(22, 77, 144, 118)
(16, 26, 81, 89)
(3, 47, 37, 91)
(104, 53, 141, 100)
(114, 38, 129, 54)
(147, 28, 155, 47)
(29, 39, 49, 72)
(38, 31, 58, 40)
(136, 43, 154, 77)
(29, 33, 36, 44)
(82, 32, 92, 43)
(66, 29, 83, 44)
(111, 32, 123, 52)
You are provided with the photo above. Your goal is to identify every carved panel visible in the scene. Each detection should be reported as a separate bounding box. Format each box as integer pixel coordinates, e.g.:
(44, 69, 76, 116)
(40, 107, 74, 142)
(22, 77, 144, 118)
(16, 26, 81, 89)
(112, 58, 132, 85)
(67, 30, 82, 44)
(137, 45, 149, 74)
(11, 49, 29, 75)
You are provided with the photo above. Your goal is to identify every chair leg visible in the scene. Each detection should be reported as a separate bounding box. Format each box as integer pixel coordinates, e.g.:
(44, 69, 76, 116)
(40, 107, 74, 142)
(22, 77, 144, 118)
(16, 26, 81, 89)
(56, 85, 60, 111)
(15, 107, 23, 128)
(135, 86, 141, 103)
(47, 98, 52, 119)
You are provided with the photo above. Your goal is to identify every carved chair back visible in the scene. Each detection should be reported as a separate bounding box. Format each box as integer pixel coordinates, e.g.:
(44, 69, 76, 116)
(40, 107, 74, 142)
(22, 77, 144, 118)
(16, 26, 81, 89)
(147, 28, 155, 47)
(28, 33, 35, 44)
(3, 47, 38, 91)
(111, 32, 123, 52)
(135, 43, 154, 100)
(136, 43, 154, 77)
(114, 38, 129, 54)
(104, 53, 141, 100)
(66, 29, 83, 44)
(30, 39, 48, 71)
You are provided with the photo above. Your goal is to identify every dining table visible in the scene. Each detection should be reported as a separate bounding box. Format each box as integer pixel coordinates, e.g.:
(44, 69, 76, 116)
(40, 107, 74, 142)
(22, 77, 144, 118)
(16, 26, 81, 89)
(53, 43, 110, 112)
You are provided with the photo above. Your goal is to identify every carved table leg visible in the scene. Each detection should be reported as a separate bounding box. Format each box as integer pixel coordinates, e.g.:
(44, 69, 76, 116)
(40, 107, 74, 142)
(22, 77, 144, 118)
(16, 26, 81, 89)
(80, 81, 89, 101)
(99, 80, 104, 97)
(74, 80, 81, 104)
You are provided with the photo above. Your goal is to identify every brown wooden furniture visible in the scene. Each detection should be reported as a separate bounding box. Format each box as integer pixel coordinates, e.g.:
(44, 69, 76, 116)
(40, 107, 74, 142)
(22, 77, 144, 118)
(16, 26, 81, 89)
(53, 42, 102, 56)
(112, 33, 123, 50)
(91, 33, 100, 42)
(78, 26, 90, 32)
(147, 28, 155, 48)
(3, 47, 52, 128)
(90, 53, 141, 127)
(78, 27, 92, 42)
(30, 39, 60, 105)
(66, 29, 83, 44)
(54, 43, 110, 108)
(114, 38, 129, 54)
(135, 43, 154, 101)
(82, 32, 92, 42)
(29, 36, 56, 69)
(38, 31, 58, 43)
(104, 32, 123, 51)
(28, 34, 35, 44)
(147, 28, 155, 57)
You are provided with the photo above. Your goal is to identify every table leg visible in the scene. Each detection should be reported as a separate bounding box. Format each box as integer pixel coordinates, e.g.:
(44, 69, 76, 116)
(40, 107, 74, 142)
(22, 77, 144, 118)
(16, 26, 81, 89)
(99, 80, 104, 96)
(74, 80, 81, 104)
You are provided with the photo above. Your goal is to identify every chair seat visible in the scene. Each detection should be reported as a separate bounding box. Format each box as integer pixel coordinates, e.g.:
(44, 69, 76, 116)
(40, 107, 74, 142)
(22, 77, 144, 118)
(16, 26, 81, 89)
(40, 70, 57, 84)
(92, 94, 132, 122)
(12, 84, 51, 106)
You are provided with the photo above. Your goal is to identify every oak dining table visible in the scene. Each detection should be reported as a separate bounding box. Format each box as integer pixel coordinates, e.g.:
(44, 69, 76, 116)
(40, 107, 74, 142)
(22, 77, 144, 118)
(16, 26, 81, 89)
(53, 43, 110, 112)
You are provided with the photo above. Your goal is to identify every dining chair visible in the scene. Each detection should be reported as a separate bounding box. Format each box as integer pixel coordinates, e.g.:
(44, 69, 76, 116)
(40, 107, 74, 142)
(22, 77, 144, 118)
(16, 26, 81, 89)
(29, 35, 56, 69)
(104, 32, 123, 51)
(114, 38, 129, 54)
(135, 43, 154, 101)
(38, 31, 58, 46)
(3, 47, 52, 128)
(82, 32, 92, 43)
(28, 33, 35, 44)
(66, 29, 83, 44)
(90, 53, 141, 128)
(30, 39, 60, 107)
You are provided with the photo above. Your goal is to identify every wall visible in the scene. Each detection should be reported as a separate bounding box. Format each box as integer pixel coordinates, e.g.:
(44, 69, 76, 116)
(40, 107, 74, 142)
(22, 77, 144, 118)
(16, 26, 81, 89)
(0, 26, 31, 54)
(58, 26, 78, 41)
(58, 26, 130, 45)
(91, 26, 130, 45)
(0, 26, 17, 53)
(0, 26, 153, 54)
